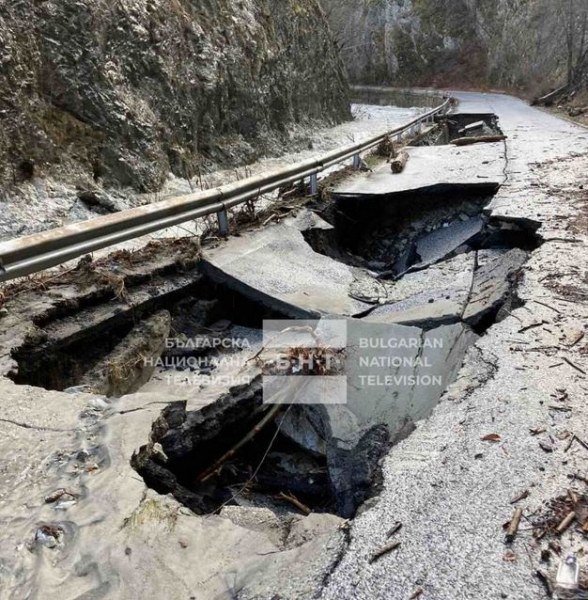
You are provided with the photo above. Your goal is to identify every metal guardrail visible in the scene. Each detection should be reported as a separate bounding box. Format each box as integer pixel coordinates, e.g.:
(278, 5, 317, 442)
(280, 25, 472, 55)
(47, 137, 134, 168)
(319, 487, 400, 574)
(0, 96, 452, 283)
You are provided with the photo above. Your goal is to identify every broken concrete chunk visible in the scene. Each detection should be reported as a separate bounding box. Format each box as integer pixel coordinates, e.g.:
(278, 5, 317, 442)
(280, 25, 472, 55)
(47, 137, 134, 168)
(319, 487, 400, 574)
(280, 406, 327, 457)
(366, 253, 476, 328)
(202, 210, 372, 318)
(285, 513, 345, 549)
(463, 248, 529, 327)
(411, 216, 485, 271)
(220, 506, 289, 548)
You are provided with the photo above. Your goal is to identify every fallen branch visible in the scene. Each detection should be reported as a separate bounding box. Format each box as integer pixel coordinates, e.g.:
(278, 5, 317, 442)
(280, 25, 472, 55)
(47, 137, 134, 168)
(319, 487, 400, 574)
(562, 357, 586, 375)
(531, 300, 561, 314)
(386, 521, 403, 538)
(505, 508, 523, 544)
(565, 435, 577, 453)
(196, 403, 282, 483)
(450, 135, 507, 147)
(555, 511, 576, 535)
(533, 84, 570, 106)
(278, 491, 311, 516)
(391, 151, 409, 174)
(549, 405, 572, 412)
(369, 540, 401, 563)
(510, 490, 530, 504)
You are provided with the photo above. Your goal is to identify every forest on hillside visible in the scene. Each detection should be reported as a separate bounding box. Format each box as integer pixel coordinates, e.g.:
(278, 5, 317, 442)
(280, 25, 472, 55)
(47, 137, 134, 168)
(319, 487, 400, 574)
(324, 0, 588, 103)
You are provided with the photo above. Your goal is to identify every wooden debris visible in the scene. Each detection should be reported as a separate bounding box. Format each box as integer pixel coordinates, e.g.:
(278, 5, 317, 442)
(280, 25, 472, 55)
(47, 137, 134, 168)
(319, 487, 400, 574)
(568, 106, 588, 117)
(391, 151, 409, 174)
(562, 356, 586, 375)
(369, 540, 401, 563)
(278, 491, 311, 516)
(409, 588, 424, 600)
(549, 405, 572, 412)
(450, 135, 507, 147)
(481, 433, 501, 442)
(539, 441, 555, 453)
(197, 403, 282, 483)
(548, 541, 562, 555)
(518, 320, 548, 333)
(532, 299, 561, 314)
(534, 569, 554, 597)
(44, 488, 79, 503)
(503, 550, 517, 562)
(552, 388, 569, 402)
(569, 330, 585, 348)
(530, 426, 547, 436)
(505, 508, 523, 544)
(458, 120, 485, 134)
(565, 435, 577, 453)
(386, 521, 403, 538)
(510, 490, 530, 504)
(555, 511, 576, 535)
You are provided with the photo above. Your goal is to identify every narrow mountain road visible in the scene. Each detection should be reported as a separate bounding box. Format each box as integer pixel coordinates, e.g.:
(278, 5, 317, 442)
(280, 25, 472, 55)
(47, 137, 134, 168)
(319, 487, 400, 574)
(317, 93, 588, 600)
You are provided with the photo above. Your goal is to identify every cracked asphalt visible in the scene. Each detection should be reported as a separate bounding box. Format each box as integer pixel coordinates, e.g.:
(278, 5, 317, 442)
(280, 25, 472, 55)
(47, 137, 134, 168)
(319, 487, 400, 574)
(1, 92, 587, 600)
(314, 92, 588, 600)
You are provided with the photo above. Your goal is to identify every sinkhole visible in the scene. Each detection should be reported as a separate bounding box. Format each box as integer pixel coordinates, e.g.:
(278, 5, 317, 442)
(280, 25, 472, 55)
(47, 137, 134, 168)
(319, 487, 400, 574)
(2, 179, 543, 522)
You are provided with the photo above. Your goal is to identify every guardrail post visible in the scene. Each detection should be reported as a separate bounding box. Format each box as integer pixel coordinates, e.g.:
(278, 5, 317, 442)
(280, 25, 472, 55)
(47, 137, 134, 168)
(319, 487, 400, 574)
(352, 154, 361, 169)
(217, 208, 229, 237)
(309, 173, 318, 196)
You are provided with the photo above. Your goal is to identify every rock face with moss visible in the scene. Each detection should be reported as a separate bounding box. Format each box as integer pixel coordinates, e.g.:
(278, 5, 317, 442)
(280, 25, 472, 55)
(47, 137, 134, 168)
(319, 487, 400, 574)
(323, 0, 564, 93)
(0, 0, 350, 192)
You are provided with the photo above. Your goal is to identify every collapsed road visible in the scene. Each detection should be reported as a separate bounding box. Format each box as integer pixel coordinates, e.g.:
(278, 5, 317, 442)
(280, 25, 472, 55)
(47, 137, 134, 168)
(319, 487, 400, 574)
(0, 91, 587, 600)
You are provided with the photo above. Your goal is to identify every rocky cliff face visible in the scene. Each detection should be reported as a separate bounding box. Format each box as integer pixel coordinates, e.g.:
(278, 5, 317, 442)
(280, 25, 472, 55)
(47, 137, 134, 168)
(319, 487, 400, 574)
(0, 0, 350, 192)
(323, 0, 563, 93)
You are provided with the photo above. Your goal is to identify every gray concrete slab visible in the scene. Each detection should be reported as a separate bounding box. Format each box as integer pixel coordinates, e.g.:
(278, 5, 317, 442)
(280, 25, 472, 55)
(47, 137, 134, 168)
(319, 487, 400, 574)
(463, 248, 529, 327)
(333, 143, 504, 198)
(202, 211, 372, 318)
(412, 215, 484, 269)
(365, 252, 476, 328)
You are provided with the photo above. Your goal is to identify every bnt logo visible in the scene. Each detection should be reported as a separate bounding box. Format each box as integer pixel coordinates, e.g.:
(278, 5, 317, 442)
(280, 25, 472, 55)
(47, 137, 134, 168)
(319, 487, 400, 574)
(259, 320, 348, 405)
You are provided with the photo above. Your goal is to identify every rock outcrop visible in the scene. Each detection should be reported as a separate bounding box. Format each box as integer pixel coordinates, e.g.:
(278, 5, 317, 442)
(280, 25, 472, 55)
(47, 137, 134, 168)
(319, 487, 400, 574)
(0, 0, 350, 192)
(323, 0, 565, 93)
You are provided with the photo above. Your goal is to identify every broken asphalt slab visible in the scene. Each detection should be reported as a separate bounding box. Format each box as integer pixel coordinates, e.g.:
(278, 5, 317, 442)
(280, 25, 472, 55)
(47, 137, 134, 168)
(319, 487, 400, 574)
(332, 143, 505, 198)
(364, 252, 476, 328)
(315, 91, 588, 600)
(201, 211, 373, 318)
